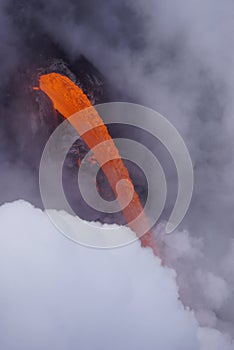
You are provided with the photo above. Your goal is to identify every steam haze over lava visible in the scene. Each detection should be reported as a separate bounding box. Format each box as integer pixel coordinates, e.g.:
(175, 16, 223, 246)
(0, 0, 234, 349)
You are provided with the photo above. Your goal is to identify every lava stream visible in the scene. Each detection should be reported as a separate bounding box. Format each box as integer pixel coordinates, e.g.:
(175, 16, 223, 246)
(39, 73, 157, 253)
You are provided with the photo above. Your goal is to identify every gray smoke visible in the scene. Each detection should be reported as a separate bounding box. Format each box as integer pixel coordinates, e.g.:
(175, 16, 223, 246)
(0, 0, 234, 345)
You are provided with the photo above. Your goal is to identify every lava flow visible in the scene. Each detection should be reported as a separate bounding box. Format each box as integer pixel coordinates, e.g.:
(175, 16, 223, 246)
(39, 73, 157, 253)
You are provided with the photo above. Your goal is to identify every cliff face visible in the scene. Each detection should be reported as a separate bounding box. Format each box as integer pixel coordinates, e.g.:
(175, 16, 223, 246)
(31, 56, 107, 166)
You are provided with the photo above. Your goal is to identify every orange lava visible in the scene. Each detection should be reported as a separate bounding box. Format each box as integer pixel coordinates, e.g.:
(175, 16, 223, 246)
(39, 73, 157, 252)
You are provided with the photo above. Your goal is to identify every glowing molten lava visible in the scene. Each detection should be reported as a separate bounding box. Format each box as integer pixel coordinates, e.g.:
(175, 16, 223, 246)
(39, 73, 157, 252)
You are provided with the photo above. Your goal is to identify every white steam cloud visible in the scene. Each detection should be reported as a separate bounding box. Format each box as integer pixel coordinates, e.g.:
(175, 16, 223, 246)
(0, 200, 233, 350)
